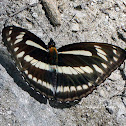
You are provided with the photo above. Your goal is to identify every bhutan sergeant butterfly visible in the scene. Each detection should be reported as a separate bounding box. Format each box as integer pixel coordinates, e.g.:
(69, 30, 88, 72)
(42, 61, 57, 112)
(2, 26, 126, 102)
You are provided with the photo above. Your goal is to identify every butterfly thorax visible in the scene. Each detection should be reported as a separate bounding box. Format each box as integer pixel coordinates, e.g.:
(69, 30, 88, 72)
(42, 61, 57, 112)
(48, 39, 58, 65)
(48, 47, 58, 65)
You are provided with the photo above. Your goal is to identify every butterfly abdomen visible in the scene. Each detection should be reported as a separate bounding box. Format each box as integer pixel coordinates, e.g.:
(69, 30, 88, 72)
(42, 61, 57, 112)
(48, 47, 58, 65)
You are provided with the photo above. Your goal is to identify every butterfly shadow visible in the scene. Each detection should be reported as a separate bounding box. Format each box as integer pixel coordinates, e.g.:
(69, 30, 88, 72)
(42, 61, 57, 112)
(0, 48, 47, 104)
(0, 48, 79, 108)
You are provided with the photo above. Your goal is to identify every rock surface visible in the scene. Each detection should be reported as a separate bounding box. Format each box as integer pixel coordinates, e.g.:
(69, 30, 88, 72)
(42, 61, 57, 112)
(0, 0, 126, 126)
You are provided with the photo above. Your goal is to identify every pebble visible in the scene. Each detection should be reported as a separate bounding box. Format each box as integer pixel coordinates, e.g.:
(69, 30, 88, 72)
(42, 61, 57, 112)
(71, 23, 80, 32)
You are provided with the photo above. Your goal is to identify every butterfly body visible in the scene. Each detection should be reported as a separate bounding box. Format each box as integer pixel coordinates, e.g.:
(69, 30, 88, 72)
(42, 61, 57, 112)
(48, 47, 58, 65)
(2, 26, 126, 102)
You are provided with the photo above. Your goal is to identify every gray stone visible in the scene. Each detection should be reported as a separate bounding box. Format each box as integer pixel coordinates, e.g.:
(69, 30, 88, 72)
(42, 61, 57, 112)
(0, 0, 126, 126)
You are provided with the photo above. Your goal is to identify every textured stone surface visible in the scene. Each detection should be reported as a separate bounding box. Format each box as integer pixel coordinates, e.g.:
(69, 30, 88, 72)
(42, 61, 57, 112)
(0, 0, 126, 126)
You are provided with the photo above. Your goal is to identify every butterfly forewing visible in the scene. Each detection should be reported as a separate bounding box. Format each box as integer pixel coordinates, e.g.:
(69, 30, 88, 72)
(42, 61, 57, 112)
(2, 26, 126, 102)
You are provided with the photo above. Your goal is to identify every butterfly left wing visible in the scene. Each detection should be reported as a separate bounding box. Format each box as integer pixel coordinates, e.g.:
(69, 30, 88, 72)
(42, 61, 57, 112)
(56, 42, 126, 101)
(2, 26, 55, 98)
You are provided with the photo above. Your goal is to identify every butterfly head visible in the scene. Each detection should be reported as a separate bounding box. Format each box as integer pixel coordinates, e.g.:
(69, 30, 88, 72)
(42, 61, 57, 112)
(48, 38, 56, 48)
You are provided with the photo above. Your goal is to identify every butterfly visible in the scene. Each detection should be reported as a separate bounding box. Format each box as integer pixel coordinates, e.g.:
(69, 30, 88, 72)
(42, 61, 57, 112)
(2, 26, 126, 102)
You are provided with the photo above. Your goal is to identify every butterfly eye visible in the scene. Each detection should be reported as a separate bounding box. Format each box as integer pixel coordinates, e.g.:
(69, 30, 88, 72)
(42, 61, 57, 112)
(2, 26, 126, 102)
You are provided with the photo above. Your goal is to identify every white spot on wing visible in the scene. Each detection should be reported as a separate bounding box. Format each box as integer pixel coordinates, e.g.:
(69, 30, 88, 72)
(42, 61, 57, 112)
(113, 49, 117, 54)
(69, 67, 78, 74)
(16, 34, 24, 39)
(88, 82, 93, 87)
(80, 66, 93, 73)
(101, 63, 107, 68)
(20, 32, 25, 35)
(96, 48, 106, 55)
(94, 45, 101, 49)
(7, 37, 11, 41)
(45, 64, 50, 71)
(59, 50, 92, 56)
(40, 62, 50, 71)
(14, 38, 23, 44)
(17, 51, 25, 58)
(57, 66, 79, 75)
(9, 30, 12, 35)
(41, 81, 54, 94)
(35, 61, 42, 68)
(33, 77, 37, 82)
(97, 52, 108, 61)
(113, 57, 118, 61)
(26, 40, 47, 52)
(56, 86, 61, 93)
(24, 55, 33, 62)
(113, 46, 116, 49)
(24, 70, 28, 74)
(46, 83, 54, 94)
(64, 86, 70, 92)
(28, 74, 32, 79)
(43, 81, 47, 87)
(46, 82, 50, 88)
(74, 67, 84, 73)
(110, 61, 113, 64)
(70, 86, 76, 92)
(56, 86, 64, 93)
(10, 27, 13, 30)
(82, 84, 88, 89)
(62, 66, 72, 74)
(38, 79, 42, 84)
(76, 86, 82, 91)
(93, 64, 103, 73)
(57, 67, 63, 73)
(14, 47, 19, 52)
(30, 59, 38, 65)
(61, 86, 64, 92)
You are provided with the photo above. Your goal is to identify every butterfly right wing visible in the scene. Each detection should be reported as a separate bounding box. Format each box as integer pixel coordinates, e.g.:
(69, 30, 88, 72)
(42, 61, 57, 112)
(56, 42, 126, 102)
(2, 26, 55, 98)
